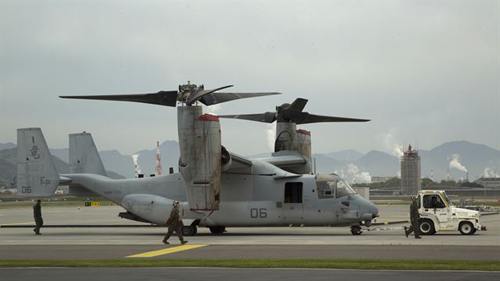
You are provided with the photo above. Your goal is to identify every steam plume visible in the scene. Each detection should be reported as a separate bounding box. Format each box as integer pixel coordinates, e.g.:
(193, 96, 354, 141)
(266, 123, 276, 151)
(449, 154, 467, 173)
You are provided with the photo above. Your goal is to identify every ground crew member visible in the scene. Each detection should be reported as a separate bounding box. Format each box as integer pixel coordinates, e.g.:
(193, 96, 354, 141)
(33, 200, 43, 235)
(404, 196, 422, 239)
(162, 201, 187, 245)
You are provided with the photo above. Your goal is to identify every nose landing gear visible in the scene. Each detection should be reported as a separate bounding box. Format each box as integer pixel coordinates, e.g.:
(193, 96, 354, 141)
(350, 225, 363, 235)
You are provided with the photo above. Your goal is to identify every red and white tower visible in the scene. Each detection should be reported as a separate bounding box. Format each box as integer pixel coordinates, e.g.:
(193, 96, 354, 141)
(155, 141, 162, 176)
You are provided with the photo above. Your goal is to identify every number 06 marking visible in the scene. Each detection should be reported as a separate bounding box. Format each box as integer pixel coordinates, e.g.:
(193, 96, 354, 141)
(250, 208, 267, 218)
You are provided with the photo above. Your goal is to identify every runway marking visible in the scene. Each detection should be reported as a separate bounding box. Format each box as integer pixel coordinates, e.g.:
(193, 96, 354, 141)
(126, 244, 208, 258)
(0, 222, 33, 227)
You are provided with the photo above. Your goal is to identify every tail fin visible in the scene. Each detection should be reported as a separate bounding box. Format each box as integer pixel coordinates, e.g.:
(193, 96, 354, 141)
(69, 132, 107, 176)
(17, 128, 60, 197)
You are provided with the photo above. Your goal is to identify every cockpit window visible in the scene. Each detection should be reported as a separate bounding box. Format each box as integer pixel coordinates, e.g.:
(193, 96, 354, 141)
(316, 180, 335, 199)
(336, 180, 356, 198)
(315, 175, 356, 199)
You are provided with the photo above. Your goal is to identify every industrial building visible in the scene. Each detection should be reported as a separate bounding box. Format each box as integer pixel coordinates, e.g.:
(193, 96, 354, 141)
(475, 177, 500, 189)
(400, 144, 421, 195)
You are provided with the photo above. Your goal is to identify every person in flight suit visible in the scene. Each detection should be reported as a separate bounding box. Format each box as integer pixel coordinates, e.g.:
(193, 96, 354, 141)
(162, 201, 188, 245)
(404, 196, 422, 239)
(33, 200, 43, 235)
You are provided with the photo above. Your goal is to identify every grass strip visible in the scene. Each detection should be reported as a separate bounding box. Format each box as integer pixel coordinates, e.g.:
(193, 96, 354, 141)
(0, 259, 499, 271)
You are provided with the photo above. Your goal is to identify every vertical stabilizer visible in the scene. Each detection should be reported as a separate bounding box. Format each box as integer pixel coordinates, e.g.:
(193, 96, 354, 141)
(69, 132, 107, 176)
(17, 128, 60, 197)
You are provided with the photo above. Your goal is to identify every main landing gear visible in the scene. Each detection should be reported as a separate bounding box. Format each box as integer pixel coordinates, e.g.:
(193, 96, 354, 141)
(350, 225, 363, 235)
(182, 225, 198, 236)
(209, 226, 226, 234)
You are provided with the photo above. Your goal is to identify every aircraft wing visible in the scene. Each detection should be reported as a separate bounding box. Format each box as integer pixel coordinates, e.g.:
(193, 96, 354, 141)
(263, 155, 307, 167)
(223, 151, 253, 174)
(223, 151, 303, 178)
(255, 151, 307, 169)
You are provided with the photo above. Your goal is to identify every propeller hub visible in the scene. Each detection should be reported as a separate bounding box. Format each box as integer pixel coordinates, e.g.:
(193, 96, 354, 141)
(178, 83, 201, 104)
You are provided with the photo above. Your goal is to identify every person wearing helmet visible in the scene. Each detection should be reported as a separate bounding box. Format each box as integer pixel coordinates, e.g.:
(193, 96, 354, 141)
(404, 196, 422, 239)
(162, 201, 187, 245)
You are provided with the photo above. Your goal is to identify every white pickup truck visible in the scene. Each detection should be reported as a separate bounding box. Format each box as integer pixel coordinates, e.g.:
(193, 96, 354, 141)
(416, 190, 486, 235)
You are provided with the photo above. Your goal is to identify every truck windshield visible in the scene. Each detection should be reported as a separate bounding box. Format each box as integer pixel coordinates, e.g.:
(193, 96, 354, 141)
(442, 192, 453, 206)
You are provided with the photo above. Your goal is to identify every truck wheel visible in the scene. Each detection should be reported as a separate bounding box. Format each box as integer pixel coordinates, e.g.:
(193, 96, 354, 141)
(209, 226, 226, 234)
(419, 219, 435, 235)
(459, 222, 475, 235)
(182, 225, 197, 236)
(350, 225, 362, 235)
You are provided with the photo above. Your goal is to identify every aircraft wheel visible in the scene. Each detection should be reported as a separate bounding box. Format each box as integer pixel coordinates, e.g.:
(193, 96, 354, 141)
(350, 225, 362, 235)
(459, 221, 475, 235)
(209, 226, 226, 234)
(182, 225, 198, 236)
(419, 219, 435, 235)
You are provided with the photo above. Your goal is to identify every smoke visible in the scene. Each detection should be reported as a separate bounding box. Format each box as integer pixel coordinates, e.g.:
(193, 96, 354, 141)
(483, 167, 500, 178)
(266, 123, 276, 151)
(342, 163, 372, 184)
(449, 154, 467, 173)
(206, 104, 221, 115)
(132, 154, 141, 174)
(382, 132, 404, 158)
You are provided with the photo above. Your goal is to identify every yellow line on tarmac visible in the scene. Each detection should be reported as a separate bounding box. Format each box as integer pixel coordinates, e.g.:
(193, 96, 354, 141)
(126, 244, 208, 258)
(0, 222, 33, 227)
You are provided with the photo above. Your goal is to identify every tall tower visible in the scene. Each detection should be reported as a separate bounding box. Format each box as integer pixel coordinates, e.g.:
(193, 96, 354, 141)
(155, 141, 162, 176)
(401, 144, 421, 195)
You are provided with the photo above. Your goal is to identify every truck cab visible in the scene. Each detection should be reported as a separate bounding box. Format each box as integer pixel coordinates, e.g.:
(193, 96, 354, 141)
(416, 190, 484, 235)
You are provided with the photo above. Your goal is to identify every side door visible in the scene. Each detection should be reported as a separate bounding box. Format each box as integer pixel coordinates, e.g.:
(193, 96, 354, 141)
(282, 182, 304, 224)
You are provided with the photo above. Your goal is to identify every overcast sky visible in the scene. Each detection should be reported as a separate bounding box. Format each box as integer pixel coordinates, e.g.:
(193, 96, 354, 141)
(1, 0, 498, 157)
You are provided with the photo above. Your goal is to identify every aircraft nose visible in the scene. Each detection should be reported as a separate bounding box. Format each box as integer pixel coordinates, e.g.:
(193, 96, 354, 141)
(359, 197, 379, 220)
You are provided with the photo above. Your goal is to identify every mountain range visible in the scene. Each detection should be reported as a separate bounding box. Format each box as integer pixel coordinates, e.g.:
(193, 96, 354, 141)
(1, 140, 499, 187)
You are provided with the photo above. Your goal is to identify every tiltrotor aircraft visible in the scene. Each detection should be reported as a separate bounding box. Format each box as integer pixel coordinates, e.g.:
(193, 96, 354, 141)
(17, 82, 378, 235)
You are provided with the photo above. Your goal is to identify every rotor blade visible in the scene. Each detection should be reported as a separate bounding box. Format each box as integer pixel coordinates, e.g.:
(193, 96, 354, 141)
(288, 98, 308, 112)
(60, 91, 179, 107)
(297, 113, 371, 124)
(218, 112, 277, 123)
(199, 92, 282, 106)
(186, 85, 233, 105)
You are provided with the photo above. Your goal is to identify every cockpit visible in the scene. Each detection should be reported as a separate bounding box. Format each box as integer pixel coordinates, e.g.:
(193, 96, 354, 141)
(315, 174, 356, 199)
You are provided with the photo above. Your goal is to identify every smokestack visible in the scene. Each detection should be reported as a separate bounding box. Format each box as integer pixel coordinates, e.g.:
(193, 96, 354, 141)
(313, 157, 317, 175)
(155, 141, 162, 176)
(132, 154, 140, 179)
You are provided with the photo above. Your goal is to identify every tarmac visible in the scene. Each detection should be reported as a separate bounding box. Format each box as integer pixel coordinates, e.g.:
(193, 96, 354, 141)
(0, 204, 499, 260)
(2, 268, 500, 281)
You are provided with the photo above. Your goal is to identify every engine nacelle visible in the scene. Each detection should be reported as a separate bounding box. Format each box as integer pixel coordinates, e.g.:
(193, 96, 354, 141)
(121, 194, 175, 225)
(221, 145, 232, 172)
(274, 122, 312, 174)
(178, 106, 221, 210)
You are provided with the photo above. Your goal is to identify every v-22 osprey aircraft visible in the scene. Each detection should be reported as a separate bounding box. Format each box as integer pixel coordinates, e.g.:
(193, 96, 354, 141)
(17, 82, 378, 235)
